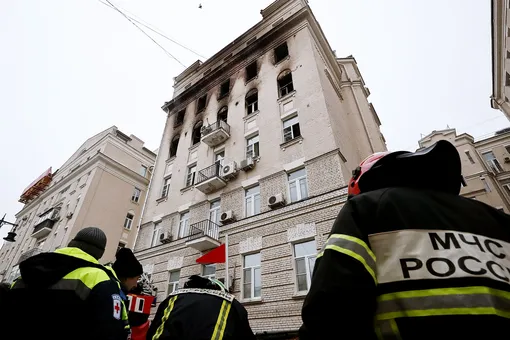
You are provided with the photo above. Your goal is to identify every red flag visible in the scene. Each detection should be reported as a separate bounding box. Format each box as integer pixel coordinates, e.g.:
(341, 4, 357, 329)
(196, 244, 226, 264)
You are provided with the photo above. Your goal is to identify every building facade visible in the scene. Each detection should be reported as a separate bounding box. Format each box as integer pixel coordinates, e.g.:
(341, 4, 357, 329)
(491, 0, 510, 120)
(0, 126, 156, 283)
(419, 127, 510, 213)
(133, 0, 386, 337)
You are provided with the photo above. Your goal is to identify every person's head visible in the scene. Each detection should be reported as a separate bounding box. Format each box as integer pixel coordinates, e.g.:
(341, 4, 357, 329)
(113, 248, 143, 291)
(348, 140, 464, 198)
(68, 227, 107, 260)
(184, 275, 227, 292)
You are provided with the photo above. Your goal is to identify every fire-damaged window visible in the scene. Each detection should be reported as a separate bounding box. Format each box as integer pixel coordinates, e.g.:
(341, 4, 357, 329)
(219, 79, 230, 98)
(245, 61, 257, 82)
(278, 69, 294, 97)
(174, 109, 185, 127)
(169, 135, 179, 158)
(196, 94, 207, 113)
(217, 106, 228, 122)
(274, 41, 289, 64)
(192, 121, 203, 145)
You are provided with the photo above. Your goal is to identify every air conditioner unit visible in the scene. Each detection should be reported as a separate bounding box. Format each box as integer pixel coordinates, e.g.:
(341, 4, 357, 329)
(240, 158, 255, 171)
(66, 212, 73, 219)
(159, 232, 173, 244)
(505, 157, 510, 163)
(221, 162, 238, 180)
(268, 193, 285, 208)
(220, 210, 235, 224)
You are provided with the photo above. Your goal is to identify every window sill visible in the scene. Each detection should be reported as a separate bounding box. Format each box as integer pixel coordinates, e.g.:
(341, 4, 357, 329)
(274, 55, 290, 67)
(277, 90, 296, 103)
(180, 186, 194, 194)
(292, 292, 308, 300)
(131, 201, 140, 205)
(281, 136, 303, 150)
(189, 143, 200, 152)
(196, 109, 205, 115)
(156, 196, 168, 203)
(79, 184, 87, 189)
(173, 122, 183, 129)
(243, 111, 260, 121)
(166, 156, 176, 164)
(124, 228, 132, 232)
(241, 298, 263, 305)
(69, 190, 76, 196)
(218, 93, 229, 100)
(245, 75, 258, 85)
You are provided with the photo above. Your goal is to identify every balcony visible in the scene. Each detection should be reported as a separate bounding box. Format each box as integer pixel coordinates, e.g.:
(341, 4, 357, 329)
(18, 248, 43, 265)
(195, 163, 226, 194)
(186, 220, 220, 251)
(32, 208, 60, 239)
(201, 120, 231, 147)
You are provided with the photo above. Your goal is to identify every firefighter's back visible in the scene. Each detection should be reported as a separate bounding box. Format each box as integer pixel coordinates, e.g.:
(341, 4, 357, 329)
(362, 187, 510, 339)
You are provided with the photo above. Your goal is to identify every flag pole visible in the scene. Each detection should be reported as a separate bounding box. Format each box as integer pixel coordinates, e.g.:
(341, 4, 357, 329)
(225, 233, 229, 291)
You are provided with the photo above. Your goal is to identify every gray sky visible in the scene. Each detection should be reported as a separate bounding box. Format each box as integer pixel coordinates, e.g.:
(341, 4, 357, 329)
(0, 0, 508, 244)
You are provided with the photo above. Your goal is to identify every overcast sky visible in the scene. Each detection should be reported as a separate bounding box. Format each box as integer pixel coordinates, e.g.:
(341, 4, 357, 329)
(0, 0, 508, 244)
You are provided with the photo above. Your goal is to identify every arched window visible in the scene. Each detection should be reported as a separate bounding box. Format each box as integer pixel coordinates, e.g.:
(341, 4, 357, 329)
(217, 106, 228, 122)
(169, 135, 179, 158)
(277, 69, 294, 97)
(192, 121, 203, 145)
(245, 89, 258, 115)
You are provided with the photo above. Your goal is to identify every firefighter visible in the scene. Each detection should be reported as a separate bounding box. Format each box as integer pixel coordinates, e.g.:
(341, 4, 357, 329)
(147, 275, 256, 340)
(4, 227, 130, 340)
(300, 140, 510, 339)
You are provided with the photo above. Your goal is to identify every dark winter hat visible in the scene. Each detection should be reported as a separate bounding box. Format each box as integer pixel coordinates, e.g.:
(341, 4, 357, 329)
(113, 248, 143, 279)
(68, 227, 107, 260)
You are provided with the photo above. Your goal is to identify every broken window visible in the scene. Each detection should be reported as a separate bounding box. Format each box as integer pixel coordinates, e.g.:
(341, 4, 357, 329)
(192, 121, 203, 145)
(246, 89, 258, 115)
(196, 95, 207, 113)
(274, 42, 289, 64)
(278, 70, 294, 97)
(219, 79, 230, 98)
(169, 136, 179, 158)
(245, 61, 257, 82)
(174, 109, 185, 127)
(218, 106, 228, 122)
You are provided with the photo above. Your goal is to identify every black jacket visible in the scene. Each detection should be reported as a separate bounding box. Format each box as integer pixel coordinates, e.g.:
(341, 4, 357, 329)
(300, 187, 510, 340)
(3, 247, 129, 340)
(147, 288, 256, 340)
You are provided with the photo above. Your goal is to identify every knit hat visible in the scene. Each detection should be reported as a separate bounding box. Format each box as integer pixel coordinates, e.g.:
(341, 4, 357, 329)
(68, 227, 107, 260)
(113, 248, 143, 279)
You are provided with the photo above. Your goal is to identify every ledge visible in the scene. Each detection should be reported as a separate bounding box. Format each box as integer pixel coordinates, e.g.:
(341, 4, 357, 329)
(156, 196, 168, 203)
(280, 136, 303, 150)
(292, 292, 307, 300)
(241, 298, 263, 305)
(277, 90, 296, 103)
(180, 186, 193, 194)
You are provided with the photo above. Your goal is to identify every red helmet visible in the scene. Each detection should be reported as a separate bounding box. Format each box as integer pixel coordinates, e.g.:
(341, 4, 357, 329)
(348, 152, 391, 197)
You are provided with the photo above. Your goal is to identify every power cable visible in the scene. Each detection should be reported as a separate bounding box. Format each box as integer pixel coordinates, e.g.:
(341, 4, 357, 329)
(98, 0, 207, 60)
(102, 0, 187, 68)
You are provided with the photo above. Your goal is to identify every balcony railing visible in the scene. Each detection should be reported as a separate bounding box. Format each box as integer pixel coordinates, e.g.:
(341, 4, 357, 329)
(186, 220, 220, 243)
(201, 120, 231, 147)
(196, 163, 221, 184)
(202, 120, 230, 136)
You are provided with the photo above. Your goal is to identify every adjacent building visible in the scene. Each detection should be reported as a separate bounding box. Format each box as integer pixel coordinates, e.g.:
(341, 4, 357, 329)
(491, 0, 510, 120)
(0, 126, 156, 283)
(133, 0, 386, 337)
(418, 127, 510, 213)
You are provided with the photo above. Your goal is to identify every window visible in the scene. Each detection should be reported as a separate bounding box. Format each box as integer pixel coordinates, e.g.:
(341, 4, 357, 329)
(505, 145, 510, 154)
(132, 188, 141, 203)
(504, 184, 510, 196)
(209, 200, 221, 225)
(161, 178, 171, 198)
(465, 151, 475, 164)
(288, 168, 308, 202)
(245, 185, 261, 217)
(175, 109, 185, 127)
(482, 151, 503, 172)
(124, 213, 134, 230)
(245, 61, 257, 81)
(246, 135, 260, 159)
(186, 165, 197, 187)
(243, 253, 261, 299)
(246, 89, 258, 115)
(215, 151, 225, 167)
(481, 177, 491, 192)
(219, 79, 230, 98)
(117, 242, 126, 254)
(140, 165, 148, 177)
(278, 70, 294, 97)
(196, 94, 207, 113)
(203, 264, 216, 279)
(217, 106, 228, 122)
(168, 270, 180, 294)
(170, 136, 180, 158)
(283, 116, 301, 142)
(294, 240, 317, 292)
(178, 212, 190, 238)
(151, 222, 162, 247)
(274, 41, 289, 63)
(192, 121, 203, 145)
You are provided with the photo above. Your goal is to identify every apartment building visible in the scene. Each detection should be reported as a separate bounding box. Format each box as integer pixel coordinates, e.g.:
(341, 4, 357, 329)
(133, 0, 386, 337)
(418, 127, 510, 213)
(0, 126, 156, 283)
(491, 0, 510, 120)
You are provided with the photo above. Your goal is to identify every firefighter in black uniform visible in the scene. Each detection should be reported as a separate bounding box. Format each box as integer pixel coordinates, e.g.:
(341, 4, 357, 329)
(300, 140, 510, 340)
(147, 275, 256, 340)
